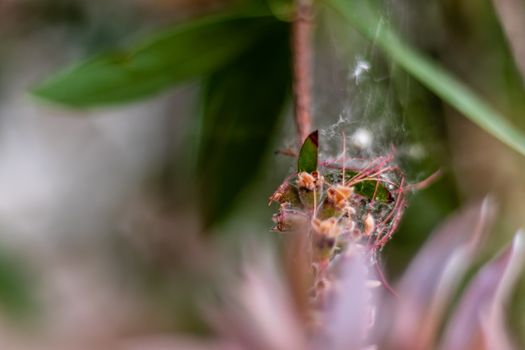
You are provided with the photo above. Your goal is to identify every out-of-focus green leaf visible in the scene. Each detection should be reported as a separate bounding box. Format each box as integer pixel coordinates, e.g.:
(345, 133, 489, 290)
(31, 14, 276, 107)
(266, 0, 294, 21)
(297, 130, 319, 173)
(198, 21, 291, 228)
(326, 0, 525, 157)
(0, 249, 36, 319)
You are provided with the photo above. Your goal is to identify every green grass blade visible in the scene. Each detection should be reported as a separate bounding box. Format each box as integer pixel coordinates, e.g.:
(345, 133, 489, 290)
(326, 0, 525, 156)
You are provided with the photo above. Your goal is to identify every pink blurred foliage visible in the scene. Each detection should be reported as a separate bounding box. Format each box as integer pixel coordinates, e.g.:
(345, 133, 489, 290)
(122, 199, 524, 350)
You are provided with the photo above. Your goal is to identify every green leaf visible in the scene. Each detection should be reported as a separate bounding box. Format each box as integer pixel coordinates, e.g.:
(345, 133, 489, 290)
(0, 248, 36, 320)
(327, 170, 392, 202)
(266, 0, 294, 21)
(325, 0, 525, 157)
(354, 179, 390, 202)
(297, 130, 319, 173)
(31, 14, 276, 107)
(197, 21, 291, 227)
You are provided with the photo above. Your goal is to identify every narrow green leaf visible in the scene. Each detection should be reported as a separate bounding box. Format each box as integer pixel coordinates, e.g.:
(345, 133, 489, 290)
(197, 21, 291, 227)
(297, 130, 319, 173)
(31, 14, 275, 107)
(326, 0, 525, 157)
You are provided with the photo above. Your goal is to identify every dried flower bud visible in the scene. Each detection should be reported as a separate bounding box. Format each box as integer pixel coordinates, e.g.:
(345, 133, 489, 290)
(312, 171, 324, 186)
(268, 182, 301, 207)
(363, 213, 375, 236)
(327, 185, 354, 209)
(311, 218, 342, 263)
(268, 182, 288, 205)
(297, 172, 316, 191)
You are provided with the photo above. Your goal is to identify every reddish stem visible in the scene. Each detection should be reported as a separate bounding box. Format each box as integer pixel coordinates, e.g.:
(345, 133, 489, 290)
(406, 169, 443, 191)
(374, 262, 399, 298)
(293, 0, 313, 145)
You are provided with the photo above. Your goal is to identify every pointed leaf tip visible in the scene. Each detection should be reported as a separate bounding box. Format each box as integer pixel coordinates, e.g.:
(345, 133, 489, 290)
(297, 130, 318, 173)
(308, 130, 319, 147)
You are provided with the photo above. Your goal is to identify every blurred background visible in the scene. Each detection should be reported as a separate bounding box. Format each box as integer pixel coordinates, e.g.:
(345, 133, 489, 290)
(0, 0, 524, 348)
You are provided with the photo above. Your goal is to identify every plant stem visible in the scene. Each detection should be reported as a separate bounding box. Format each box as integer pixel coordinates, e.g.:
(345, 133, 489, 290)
(286, 2, 314, 321)
(292, 0, 313, 145)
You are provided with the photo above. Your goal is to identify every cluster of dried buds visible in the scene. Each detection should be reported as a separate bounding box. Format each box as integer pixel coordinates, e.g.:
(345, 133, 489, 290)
(119, 134, 523, 350)
(270, 161, 406, 260)
(269, 131, 407, 326)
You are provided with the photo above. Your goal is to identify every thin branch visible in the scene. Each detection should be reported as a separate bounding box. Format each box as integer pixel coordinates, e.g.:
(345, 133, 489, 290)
(292, 0, 313, 145)
(406, 169, 443, 191)
(375, 262, 399, 298)
(274, 148, 297, 157)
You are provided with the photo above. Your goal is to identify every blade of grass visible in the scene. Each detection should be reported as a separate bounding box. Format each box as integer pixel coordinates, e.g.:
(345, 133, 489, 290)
(326, 0, 525, 157)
